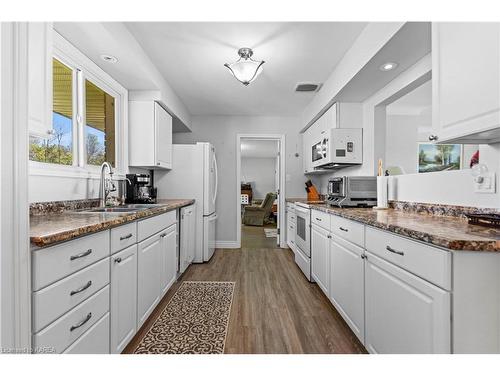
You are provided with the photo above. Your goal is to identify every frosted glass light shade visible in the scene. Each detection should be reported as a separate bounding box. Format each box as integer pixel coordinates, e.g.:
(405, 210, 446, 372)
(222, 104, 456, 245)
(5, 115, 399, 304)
(224, 48, 265, 86)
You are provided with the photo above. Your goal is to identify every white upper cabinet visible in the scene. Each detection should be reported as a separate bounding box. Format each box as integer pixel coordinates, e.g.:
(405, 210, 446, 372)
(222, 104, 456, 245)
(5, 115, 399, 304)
(432, 22, 500, 143)
(28, 22, 53, 138)
(129, 101, 173, 169)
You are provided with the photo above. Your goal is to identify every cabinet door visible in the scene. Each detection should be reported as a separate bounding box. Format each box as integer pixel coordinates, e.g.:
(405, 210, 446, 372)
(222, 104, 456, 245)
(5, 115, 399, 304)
(311, 224, 330, 296)
(28, 22, 53, 138)
(110, 245, 137, 354)
(155, 103, 172, 168)
(365, 253, 451, 354)
(179, 206, 195, 274)
(432, 22, 500, 143)
(160, 224, 177, 296)
(187, 208, 196, 264)
(137, 234, 162, 327)
(330, 236, 365, 343)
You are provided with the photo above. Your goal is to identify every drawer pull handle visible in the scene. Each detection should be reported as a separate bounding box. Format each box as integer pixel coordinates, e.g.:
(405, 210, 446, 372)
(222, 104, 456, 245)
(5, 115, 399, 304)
(70, 249, 92, 261)
(70, 312, 92, 332)
(327, 234, 332, 239)
(361, 254, 367, 259)
(386, 245, 404, 256)
(114, 257, 122, 263)
(339, 227, 348, 232)
(160, 233, 167, 238)
(315, 218, 322, 221)
(120, 233, 133, 240)
(70, 281, 92, 296)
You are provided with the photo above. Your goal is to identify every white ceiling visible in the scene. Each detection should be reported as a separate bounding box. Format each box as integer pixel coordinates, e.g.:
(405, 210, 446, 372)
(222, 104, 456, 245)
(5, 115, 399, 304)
(387, 79, 432, 115)
(241, 140, 278, 158)
(125, 22, 367, 116)
(336, 22, 431, 102)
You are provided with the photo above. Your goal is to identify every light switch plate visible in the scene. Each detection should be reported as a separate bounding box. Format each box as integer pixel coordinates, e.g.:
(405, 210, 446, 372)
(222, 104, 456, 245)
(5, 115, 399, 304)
(474, 172, 496, 193)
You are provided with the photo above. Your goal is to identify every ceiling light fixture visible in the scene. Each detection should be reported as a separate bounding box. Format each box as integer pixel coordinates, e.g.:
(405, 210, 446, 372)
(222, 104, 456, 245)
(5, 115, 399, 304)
(224, 48, 265, 86)
(100, 54, 118, 64)
(379, 62, 398, 71)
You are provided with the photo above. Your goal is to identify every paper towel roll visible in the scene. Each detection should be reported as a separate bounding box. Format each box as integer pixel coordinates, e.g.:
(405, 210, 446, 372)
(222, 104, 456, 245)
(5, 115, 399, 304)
(377, 176, 388, 209)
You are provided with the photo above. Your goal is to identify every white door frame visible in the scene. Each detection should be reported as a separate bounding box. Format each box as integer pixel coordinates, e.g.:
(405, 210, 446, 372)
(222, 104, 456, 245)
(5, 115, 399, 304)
(236, 134, 286, 249)
(0, 22, 31, 351)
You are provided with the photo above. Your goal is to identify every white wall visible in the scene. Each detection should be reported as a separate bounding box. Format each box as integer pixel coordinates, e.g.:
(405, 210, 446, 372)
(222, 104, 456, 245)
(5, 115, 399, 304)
(241, 157, 276, 200)
(172, 115, 306, 244)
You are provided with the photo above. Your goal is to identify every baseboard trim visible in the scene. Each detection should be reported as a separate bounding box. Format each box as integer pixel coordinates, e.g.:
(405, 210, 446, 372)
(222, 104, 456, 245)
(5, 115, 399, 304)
(215, 241, 240, 249)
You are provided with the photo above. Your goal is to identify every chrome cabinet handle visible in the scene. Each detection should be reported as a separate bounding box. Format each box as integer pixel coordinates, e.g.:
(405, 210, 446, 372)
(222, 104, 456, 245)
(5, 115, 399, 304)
(428, 134, 438, 141)
(120, 233, 133, 240)
(361, 254, 367, 259)
(70, 281, 92, 296)
(114, 257, 122, 263)
(70, 249, 92, 261)
(70, 312, 92, 332)
(386, 245, 404, 256)
(315, 218, 322, 221)
(339, 227, 348, 232)
(160, 233, 167, 238)
(327, 234, 332, 239)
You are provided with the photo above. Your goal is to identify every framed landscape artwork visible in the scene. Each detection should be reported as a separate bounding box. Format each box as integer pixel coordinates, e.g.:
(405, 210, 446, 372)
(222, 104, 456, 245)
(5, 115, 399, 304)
(417, 143, 462, 173)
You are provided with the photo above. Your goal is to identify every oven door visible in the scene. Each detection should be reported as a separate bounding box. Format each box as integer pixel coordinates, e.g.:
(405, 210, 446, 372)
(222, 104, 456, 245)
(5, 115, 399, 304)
(294, 207, 310, 257)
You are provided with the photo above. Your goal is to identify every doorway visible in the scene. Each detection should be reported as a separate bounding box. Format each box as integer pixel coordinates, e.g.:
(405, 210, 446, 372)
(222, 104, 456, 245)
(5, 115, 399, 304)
(236, 134, 286, 249)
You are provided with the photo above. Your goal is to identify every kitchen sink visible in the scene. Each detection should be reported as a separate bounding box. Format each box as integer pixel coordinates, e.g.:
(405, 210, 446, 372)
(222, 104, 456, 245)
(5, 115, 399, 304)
(75, 204, 164, 214)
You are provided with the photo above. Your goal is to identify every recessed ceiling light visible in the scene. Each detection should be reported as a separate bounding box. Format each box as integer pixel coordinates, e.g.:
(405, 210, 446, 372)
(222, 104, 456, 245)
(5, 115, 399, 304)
(100, 54, 118, 64)
(379, 62, 398, 71)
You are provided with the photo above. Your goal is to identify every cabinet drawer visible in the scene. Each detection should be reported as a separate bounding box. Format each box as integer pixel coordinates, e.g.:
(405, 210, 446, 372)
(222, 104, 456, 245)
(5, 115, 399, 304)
(63, 313, 110, 354)
(311, 209, 330, 231)
(286, 202, 296, 212)
(32, 231, 110, 291)
(287, 212, 296, 223)
(138, 211, 176, 242)
(32, 257, 110, 333)
(331, 215, 364, 248)
(365, 227, 451, 290)
(111, 222, 137, 254)
(33, 285, 109, 354)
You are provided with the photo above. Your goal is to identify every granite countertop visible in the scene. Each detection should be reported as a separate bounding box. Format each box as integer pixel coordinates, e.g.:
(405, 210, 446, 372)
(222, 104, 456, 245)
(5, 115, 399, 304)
(30, 199, 195, 249)
(311, 204, 500, 252)
(286, 197, 326, 205)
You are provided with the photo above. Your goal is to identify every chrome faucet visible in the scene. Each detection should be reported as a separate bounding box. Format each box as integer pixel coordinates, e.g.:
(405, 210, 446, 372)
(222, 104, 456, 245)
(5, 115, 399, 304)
(99, 162, 116, 207)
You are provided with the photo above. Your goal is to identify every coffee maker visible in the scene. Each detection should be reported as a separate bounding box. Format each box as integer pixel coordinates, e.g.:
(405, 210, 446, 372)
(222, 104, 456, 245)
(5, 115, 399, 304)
(125, 173, 157, 204)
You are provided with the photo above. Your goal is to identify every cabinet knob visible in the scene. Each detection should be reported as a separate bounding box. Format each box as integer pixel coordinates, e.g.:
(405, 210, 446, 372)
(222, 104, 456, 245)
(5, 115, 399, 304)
(114, 257, 122, 263)
(428, 134, 439, 141)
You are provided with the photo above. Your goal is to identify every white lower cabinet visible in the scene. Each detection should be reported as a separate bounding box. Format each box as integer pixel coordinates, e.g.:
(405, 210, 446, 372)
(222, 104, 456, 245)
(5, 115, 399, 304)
(311, 224, 330, 295)
(110, 245, 138, 354)
(137, 232, 163, 327)
(179, 205, 195, 274)
(329, 235, 365, 343)
(364, 253, 451, 354)
(160, 224, 177, 296)
(63, 313, 110, 354)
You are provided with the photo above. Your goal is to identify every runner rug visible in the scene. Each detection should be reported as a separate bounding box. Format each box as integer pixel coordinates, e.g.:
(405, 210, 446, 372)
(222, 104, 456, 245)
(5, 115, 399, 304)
(134, 281, 235, 354)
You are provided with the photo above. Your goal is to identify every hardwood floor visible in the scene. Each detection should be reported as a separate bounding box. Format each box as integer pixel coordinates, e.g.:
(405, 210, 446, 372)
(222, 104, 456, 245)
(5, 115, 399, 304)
(124, 225, 366, 354)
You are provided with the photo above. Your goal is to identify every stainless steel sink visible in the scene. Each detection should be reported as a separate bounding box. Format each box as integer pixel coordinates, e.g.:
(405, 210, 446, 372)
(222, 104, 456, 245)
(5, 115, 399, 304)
(75, 204, 164, 214)
(81, 207, 142, 213)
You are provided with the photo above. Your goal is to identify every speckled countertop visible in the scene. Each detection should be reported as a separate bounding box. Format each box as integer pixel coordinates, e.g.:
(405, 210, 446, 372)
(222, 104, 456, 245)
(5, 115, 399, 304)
(286, 197, 325, 204)
(30, 199, 195, 249)
(311, 204, 500, 252)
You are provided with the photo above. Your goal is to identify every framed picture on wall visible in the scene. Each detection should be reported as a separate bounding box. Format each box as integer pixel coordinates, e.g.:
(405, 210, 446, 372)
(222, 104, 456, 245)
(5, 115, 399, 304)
(417, 143, 462, 173)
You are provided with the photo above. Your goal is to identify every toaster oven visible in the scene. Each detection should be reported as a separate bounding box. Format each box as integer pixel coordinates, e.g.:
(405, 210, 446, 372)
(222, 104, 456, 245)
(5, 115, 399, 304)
(327, 176, 377, 207)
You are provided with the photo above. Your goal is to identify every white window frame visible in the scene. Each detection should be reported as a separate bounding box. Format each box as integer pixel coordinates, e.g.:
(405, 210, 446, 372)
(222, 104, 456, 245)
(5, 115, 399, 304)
(29, 30, 128, 179)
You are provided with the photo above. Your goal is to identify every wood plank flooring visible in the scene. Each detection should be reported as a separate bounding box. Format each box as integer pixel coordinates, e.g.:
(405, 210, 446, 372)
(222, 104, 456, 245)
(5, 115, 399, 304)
(124, 225, 366, 354)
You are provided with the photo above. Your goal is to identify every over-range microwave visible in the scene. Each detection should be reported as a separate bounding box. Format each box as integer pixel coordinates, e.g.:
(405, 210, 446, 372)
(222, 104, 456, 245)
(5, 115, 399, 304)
(311, 128, 363, 169)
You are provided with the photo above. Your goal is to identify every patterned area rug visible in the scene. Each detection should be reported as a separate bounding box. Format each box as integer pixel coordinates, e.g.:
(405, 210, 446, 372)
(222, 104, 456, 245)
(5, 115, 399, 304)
(134, 281, 235, 354)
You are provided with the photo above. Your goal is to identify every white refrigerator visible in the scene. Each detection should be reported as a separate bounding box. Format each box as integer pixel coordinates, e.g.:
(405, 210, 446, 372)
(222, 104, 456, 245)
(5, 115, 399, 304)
(156, 142, 218, 262)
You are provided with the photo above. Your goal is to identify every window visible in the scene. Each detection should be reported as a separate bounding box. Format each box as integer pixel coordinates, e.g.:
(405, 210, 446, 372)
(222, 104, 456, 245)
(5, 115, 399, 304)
(85, 79, 116, 167)
(29, 32, 125, 176)
(29, 58, 74, 165)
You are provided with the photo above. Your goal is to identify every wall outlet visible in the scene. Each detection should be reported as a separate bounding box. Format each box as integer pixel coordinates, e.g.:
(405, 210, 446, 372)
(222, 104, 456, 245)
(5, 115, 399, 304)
(474, 172, 496, 193)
